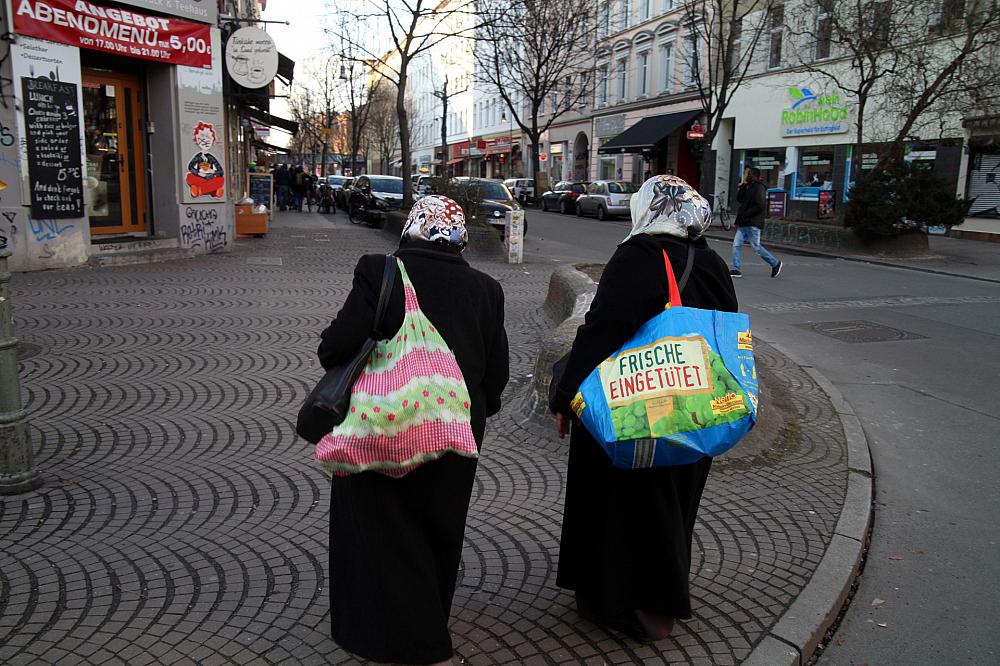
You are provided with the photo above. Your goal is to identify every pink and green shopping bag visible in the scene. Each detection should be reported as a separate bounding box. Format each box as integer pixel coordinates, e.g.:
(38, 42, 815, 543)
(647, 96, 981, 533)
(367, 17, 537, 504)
(315, 258, 478, 477)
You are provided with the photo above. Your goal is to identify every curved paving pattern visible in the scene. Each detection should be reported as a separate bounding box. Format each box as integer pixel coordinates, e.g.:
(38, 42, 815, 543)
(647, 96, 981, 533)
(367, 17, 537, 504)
(1, 213, 847, 665)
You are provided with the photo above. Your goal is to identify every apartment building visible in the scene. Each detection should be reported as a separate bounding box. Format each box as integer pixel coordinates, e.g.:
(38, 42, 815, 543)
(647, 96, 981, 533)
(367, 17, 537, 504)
(591, 0, 706, 185)
(715, 0, 998, 233)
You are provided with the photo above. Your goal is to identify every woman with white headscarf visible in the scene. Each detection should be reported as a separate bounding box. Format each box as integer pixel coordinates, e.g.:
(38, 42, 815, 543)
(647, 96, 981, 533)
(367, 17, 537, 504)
(549, 175, 738, 642)
(318, 195, 509, 664)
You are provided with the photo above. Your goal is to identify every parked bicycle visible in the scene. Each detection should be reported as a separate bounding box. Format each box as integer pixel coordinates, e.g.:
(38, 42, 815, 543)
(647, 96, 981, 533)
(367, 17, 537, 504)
(711, 193, 733, 230)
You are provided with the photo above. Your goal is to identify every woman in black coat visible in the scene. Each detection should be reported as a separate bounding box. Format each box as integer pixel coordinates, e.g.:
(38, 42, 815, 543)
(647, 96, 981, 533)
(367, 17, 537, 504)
(317, 196, 509, 664)
(550, 175, 738, 641)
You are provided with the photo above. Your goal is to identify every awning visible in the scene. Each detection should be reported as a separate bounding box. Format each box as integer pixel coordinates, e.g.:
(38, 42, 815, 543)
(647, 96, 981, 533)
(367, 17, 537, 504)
(598, 110, 701, 154)
(253, 140, 290, 154)
(277, 52, 295, 86)
(241, 105, 299, 135)
(447, 157, 467, 165)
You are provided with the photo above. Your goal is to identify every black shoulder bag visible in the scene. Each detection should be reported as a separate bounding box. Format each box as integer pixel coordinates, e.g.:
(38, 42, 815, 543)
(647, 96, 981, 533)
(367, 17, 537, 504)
(296, 255, 399, 443)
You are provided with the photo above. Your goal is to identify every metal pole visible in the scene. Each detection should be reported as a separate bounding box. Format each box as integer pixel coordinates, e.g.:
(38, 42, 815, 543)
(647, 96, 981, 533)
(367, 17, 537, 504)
(0, 249, 42, 495)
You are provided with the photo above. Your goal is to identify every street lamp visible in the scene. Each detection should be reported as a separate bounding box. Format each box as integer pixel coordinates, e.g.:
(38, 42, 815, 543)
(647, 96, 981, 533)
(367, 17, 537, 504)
(501, 110, 513, 178)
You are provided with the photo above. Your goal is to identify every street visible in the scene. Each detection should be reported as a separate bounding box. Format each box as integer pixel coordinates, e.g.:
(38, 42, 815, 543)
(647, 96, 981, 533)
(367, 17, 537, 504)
(1, 206, 997, 665)
(526, 205, 1000, 664)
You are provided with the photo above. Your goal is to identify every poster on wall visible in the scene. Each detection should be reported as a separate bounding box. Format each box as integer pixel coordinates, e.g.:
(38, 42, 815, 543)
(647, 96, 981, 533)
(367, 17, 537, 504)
(22, 77, 84, 218)
(177, 28, 226, 204)
(767, 190, 787, 218)
(10, 37, 85, 208)
(818, 190, 836, 219)
(13, 0, 212, 68)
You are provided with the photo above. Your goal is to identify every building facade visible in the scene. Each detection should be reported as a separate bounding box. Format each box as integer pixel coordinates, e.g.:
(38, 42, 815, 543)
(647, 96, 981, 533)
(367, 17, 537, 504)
(590, 0, 705, 186)
(0, 0, 248, 272)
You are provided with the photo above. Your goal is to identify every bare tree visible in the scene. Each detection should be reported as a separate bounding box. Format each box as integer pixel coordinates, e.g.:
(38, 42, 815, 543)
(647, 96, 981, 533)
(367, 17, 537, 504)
(475, 0, 598, 201)
(367, 81, 400, 173)
(784, 0, 1000, 180)
(680, 0, 777, 197)
(433, 70, 468, 177)
(329, 0, 485, 205)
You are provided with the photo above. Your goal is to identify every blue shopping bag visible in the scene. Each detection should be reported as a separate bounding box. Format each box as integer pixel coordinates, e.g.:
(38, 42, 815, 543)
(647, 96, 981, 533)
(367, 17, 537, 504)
(570, 250, 758, 468)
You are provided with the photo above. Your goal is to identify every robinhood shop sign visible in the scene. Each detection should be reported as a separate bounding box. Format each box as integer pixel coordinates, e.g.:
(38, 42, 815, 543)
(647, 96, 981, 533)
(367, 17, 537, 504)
(780, 86, 852, 138)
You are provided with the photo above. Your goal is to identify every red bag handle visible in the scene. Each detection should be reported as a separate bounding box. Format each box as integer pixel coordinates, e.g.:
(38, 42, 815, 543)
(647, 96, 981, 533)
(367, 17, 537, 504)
(663, 249, 682, 308)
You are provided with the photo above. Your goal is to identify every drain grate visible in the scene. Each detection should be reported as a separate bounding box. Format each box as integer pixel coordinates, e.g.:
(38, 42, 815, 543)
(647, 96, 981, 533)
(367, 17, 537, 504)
(17, 342, 42, 360)
(796, 320, 927, 343)
(246, 257, 283, 266)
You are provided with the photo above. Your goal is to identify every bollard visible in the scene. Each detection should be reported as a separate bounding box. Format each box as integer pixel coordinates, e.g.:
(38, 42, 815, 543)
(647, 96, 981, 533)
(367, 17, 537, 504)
(0, 249, 42, 495)
(505, 209, 524, 264)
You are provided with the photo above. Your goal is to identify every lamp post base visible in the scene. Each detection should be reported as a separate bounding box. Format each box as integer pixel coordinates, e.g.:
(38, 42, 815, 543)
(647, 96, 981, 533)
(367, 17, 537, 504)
(0, 469, 44, 495)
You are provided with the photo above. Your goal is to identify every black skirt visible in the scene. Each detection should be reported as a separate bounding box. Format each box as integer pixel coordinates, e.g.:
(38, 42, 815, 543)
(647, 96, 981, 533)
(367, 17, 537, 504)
(556, 423, 712, 620)
(329, 453, 478, 664)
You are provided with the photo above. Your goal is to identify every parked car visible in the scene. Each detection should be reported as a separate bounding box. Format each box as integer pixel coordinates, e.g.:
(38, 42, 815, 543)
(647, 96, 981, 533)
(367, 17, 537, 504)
(347, 175, 404, 227)
(335, 177, 355, 210)
(504, 178, 535, 204)
(413, 174, 436, 197)
(540, 181, 589, 214)
(576, 180, 638, 220)
(452, 177, 528, 236)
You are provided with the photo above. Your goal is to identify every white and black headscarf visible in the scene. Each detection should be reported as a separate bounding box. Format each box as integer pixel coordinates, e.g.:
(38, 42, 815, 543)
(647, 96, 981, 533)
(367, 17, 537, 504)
(623, 175, 712, 243)
(401, 195, 469, 249)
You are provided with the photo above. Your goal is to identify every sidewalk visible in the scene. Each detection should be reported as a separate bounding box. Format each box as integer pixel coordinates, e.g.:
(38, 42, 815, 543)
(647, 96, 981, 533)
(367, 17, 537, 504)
(706, 225, 1000, 283)
(0, 210, 861, 665)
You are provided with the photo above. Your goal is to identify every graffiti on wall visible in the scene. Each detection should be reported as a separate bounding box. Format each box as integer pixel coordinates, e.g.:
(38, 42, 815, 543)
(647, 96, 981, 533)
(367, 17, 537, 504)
(0, 210, 16, 250)
(180, 206, 227, 253)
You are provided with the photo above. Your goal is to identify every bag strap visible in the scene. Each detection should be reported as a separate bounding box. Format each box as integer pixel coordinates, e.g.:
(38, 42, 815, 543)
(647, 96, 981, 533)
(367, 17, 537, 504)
(371, 255, 398, 340)
(662, 243, 695, 308)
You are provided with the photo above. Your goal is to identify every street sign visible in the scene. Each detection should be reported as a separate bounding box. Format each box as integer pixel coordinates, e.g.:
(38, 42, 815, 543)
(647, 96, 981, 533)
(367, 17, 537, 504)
(687, 122, 705, 140)
(539, 152, 548, 162)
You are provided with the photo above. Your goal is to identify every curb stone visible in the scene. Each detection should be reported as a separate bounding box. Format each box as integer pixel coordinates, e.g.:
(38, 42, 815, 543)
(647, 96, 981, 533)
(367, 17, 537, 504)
(538, 268, 874, 666)
(753, 342, 874, 666)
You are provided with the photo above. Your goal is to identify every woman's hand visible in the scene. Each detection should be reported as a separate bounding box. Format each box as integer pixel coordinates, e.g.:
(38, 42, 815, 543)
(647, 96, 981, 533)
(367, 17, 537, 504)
(556, 413, 571, 439)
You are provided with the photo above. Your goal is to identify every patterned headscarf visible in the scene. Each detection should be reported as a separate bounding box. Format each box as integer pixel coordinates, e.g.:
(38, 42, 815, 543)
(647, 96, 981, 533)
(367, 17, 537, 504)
(623, 175, 712, 243)
(401, 195, 468, 249)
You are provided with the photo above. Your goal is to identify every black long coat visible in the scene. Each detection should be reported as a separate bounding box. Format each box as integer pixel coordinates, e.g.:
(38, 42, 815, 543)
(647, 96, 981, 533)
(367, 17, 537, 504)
(550, 232, 738, 621)
(317, 239, 509, 664)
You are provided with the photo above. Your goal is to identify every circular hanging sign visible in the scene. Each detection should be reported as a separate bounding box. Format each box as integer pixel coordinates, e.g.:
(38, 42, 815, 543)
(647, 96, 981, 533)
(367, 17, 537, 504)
(226, 27, 278, 89)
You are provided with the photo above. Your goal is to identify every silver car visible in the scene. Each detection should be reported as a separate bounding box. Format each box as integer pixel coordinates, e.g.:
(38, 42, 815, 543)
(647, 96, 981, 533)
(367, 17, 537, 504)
(576, 180, 638, 220)
(503, 178, 535, 204)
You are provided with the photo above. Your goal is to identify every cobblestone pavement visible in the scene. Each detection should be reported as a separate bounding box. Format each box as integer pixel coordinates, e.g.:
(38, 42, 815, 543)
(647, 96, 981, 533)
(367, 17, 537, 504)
(1, 211, 847, 665)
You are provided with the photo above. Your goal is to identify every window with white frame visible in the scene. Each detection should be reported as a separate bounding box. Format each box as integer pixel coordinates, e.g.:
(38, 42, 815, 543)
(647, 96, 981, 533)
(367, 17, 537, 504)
(641, 0, 652, 20)
(815, 0, 833, 60)
(616, 57, 628, 101)
(661, 0, 674, 12)
(598, 64, 610, 104)
(637, 51, 650, 96)
(599, 3, 611, 37)
(658, 40, 675, 92)
(619, 0, 632, 30)
(727, 18, 742, 75)
(682, 34, 698, 86)
(768, 5, 784, 69)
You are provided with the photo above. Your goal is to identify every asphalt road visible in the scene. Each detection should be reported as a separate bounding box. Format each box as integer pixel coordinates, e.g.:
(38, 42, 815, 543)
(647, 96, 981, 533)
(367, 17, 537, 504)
(523, 206, 1000, 665)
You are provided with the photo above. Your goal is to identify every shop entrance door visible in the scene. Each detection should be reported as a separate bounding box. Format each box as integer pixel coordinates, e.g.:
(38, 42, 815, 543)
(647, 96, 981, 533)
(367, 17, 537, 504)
(82, 71, 147, 235)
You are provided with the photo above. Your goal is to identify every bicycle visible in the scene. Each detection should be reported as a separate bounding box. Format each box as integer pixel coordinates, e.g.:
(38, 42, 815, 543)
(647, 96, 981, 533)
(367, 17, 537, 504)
(711, 194, 733, 231)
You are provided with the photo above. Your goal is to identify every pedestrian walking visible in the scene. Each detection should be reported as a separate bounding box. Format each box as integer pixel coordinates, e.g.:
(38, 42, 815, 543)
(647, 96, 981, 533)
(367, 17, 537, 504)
(731, 168, 782, 278)
(549, 174, 737, 642)
(317, 195, 510, 665)
(274, 164, 291, 211)
(292, 166, 306, 211)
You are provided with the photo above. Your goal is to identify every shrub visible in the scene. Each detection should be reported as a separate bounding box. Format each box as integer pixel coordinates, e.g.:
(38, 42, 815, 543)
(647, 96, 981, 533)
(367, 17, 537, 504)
(845, 160, 970, 238)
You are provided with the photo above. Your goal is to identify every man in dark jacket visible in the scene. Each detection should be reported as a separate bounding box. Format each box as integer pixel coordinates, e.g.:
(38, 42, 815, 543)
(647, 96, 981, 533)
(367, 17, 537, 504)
(274, 164, 291, 211)
(731, 168, 782, 278)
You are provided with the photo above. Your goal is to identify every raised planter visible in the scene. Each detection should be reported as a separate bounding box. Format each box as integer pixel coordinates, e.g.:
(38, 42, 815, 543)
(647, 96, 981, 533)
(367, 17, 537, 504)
(382, 211, 504, 256)
(762, 219, 929, 257)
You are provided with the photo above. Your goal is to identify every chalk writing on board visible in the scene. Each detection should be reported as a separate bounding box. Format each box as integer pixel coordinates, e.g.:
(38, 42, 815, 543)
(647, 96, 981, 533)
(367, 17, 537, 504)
(22, 77, 84, 219)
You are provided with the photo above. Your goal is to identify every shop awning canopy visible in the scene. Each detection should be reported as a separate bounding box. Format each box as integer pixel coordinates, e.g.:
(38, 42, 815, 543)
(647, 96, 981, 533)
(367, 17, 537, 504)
(241, 105, 299, 135)
(598, 110, 701, 154)
(277, 52, 295, 86)
(447, 157, 467, 165)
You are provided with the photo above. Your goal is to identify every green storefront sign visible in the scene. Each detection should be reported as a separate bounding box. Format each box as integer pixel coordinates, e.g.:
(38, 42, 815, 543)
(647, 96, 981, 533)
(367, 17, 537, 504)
(780, 87, 852, 138)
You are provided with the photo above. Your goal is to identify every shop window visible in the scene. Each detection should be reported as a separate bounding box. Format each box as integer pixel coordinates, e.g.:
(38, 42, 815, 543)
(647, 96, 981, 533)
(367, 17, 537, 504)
(599, 138, 618, 179)
(743, 149, 786, 190)
(794, 146, 836, 200)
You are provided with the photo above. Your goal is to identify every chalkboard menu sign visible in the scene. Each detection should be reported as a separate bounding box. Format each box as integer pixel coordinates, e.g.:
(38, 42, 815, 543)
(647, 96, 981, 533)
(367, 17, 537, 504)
(247, 173, 272, 208)
(22, 77, 84, 219)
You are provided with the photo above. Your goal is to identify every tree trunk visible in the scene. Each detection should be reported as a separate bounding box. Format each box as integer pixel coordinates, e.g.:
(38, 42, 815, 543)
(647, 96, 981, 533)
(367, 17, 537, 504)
(529, 130, 541, 208)
(397, 67, 413, 207)
(440, 76, 449, 178)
